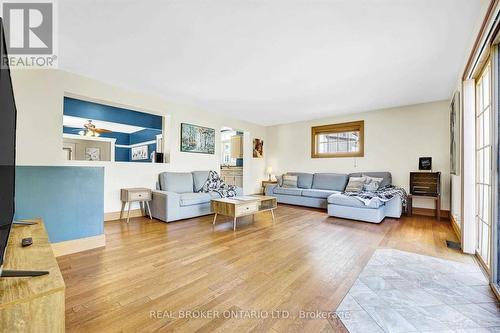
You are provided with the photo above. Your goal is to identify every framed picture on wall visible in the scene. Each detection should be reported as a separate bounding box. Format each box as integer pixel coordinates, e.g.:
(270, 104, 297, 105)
(253, 138, 263, 158)
(85, 147, 100, 161)
(131, 145, 148, 160)
(180, 123, 215, 154)
(450, 91, 460, 175)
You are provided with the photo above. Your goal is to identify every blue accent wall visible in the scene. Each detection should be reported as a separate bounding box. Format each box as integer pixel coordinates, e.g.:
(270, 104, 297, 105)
(64, 97, 162, 130)
(129, 128, 161, 145)
(115, 147, 130, 162)
(14, 166, 104, 243)
(63, 98, 163, 163)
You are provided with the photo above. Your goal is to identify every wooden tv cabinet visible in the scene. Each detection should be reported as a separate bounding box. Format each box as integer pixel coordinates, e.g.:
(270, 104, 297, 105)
(0, 219, 65, 332)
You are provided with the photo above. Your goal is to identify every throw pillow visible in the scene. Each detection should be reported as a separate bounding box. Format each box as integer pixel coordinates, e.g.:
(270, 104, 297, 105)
(363, 175, 384, 192)
(276, 174, 283, 187)
(282, 175, 298, 188)
(345, 176, 366, 192)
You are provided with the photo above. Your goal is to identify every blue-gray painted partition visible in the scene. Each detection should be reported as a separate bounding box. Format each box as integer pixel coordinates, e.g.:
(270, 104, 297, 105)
(14, 166, 104, 243)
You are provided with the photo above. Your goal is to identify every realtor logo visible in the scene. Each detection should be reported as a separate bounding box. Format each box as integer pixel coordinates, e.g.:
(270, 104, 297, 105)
(1, 1, 57, 67)
(3, 2, 52, 54)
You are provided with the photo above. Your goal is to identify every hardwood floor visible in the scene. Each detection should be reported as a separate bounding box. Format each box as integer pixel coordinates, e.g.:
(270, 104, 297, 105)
(57, 204, 475, 333)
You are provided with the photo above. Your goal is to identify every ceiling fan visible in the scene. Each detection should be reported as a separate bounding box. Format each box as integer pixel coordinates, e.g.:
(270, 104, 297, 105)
(75, 120, 112, 137)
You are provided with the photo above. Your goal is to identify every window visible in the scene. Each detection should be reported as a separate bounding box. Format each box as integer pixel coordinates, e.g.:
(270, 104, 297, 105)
(475, 60, 492, 270)
(311, 120, 364, 158)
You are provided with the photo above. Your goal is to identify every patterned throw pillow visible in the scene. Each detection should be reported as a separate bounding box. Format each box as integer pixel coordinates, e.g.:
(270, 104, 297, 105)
(282, 175, 298, 188)
(363, 175, 383, 192)
(345, 176, 366, 192)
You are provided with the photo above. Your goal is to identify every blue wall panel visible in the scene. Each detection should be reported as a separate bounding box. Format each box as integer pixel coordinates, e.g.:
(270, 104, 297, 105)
(15, 166, 104, 243)
(100, 131, 130, 145)
(64, 97, 162, 130)
(115, 147, 130, 162)
(129, 128, 161, 145)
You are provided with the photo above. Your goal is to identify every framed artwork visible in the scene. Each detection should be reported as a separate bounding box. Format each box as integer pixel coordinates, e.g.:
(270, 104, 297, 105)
(253, 138, 263, 158)
(85, 147, 100, 161)
(63, 147, 73, 160)
(450, 91, 460, 175)
(131, 145, 148, 160)
(180, 123, 215, 154)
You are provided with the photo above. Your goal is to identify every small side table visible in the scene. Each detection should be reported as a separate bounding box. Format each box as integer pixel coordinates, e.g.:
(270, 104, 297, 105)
(406, 194, 441, 221)
(120, 188, 152, 223)
(261, 180, 278, 194)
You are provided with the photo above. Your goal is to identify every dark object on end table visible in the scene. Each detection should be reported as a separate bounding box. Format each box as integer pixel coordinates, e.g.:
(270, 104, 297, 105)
(21, 237, 33, 247)
(419, 157, 432, 170)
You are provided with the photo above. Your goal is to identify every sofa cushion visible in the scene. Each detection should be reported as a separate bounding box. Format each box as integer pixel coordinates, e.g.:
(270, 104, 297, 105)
(312, 173, 349, 191)
(349, 172, 392, 188)
(363, 176, 384, 192)
(345, 176, 366, 192)
(328, 193, 384, 209)
(192, 171, 209, 192)
(302, 189, 340, 199)
(179, 192, 212, 206)
(159, 172, 194, 193)
(286, 172, 314, 189)
(274, 187, 303, 196)
(282, 175, 298, 188)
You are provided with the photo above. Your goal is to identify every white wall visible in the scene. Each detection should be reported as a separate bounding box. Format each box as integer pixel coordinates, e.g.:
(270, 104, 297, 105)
(11, 69, 268, 213)
(267, 101, 451, 210)
(449, 0, 490, 236)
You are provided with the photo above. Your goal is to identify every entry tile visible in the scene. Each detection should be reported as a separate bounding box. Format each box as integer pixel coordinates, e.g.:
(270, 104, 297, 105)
(363, 306, 418, 333)
(336, 249, 500, 333)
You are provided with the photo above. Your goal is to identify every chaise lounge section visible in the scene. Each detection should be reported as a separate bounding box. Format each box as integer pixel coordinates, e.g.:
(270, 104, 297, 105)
(265, 172, 402, 223)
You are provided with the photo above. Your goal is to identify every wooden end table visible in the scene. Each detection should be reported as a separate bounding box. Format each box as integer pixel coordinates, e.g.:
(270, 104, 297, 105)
(261, 180, 278, 194)
(120, 188, 152, 223)
(406, 194, 441, 221)
(211, 195, 277, 231)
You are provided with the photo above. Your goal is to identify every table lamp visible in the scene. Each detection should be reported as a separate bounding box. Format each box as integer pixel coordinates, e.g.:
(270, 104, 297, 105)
(266, 166, 273, 181)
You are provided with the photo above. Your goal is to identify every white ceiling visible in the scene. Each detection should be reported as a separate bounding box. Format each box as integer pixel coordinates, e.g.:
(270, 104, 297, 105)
(58, 0, 486, 126)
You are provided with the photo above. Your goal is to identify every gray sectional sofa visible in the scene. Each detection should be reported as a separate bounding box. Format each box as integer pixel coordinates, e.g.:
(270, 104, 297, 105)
(151, 171, 243, 222)
(265, 172, 402, 223)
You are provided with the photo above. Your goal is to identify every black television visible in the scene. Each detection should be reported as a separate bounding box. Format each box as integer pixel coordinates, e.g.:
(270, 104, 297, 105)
(0, 17, 17, 274)
(0, 18, 47, 277)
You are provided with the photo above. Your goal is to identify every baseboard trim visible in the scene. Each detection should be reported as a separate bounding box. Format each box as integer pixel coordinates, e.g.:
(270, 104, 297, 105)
(450, 215, 461, 240)
(412, 207, 450, 219)
(104, 208, 143, 222)
(51, 234, 106, 257)
(491, 283, 500, 302)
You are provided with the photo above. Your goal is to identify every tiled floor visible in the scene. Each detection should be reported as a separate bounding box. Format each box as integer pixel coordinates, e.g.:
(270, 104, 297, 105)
(335, 249, 500, 333)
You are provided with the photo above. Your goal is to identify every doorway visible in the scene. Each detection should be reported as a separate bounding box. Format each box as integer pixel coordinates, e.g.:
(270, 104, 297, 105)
(220, 127, 244, 188)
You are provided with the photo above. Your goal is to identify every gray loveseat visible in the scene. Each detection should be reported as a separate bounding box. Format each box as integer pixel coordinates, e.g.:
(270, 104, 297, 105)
(265, 172, 402, 223)
(151, 171, 243, 222)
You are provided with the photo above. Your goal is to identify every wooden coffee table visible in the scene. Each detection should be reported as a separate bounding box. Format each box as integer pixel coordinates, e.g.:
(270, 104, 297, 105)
(211, 195, 277, 230)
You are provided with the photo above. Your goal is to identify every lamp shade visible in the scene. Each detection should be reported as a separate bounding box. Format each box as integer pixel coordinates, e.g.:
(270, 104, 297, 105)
(266, 166, 273, 174)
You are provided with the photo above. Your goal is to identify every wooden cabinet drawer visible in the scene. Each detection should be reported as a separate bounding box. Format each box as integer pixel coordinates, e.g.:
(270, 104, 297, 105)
(129, 191, 151, 201)
(235, 202, 258, 216)
(220, 169, 243, 176)
(121, 189, 152, 202)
